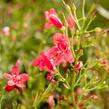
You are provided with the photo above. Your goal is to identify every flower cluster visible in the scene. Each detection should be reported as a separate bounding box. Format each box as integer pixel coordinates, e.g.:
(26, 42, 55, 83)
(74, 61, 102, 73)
(32, 9, 75, 77)
(3, 8, 76, 92)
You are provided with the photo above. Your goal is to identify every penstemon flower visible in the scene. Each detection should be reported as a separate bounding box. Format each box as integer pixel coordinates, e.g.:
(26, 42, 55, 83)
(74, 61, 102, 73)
(32, 52, 54, 72)
(4, 66, 29, 92)
(44, 8, 64, 29)
(74, 61, 83, 73)
(67, 16, 76, 28)
(48, 33, 74, 67)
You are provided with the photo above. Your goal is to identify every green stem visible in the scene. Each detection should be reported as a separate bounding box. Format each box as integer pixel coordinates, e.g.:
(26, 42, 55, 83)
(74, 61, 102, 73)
(71, 31, 76, 58)
(74, 71, 83, 87)
(85, 29, 96, 33)
(77, 35, 80, 50)
(71, 73, 77, 108)
(74, 10, 81, 30)
(0, 90, 5, 109)
(56, 69, 70, 89)
(82, 0, 86, 29)
(33, 83, 51, 108)
(62, 0, 81, 30)
(82, 0, 85, 19)
(85, 16, 96, 31)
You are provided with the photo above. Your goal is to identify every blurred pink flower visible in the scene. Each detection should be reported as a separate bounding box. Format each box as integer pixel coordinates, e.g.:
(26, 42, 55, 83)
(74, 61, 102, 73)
(44, 8, 63, 29)
(67, 16, 76, 28)
(46, 73, 52, 81)
(74, 61, 83, 73)
(48, 95, 54, 108)
(101, 59, 108, 67)
(4, 66, 29, 92)
(2, 26, 10, 36)
(75, 61, 83, 69)
(89, 94, 98, 100)
(16, 60, 22, 68)
(75, 87, 83, 96)
(48, 33, 74, 67)
(75, 97, 84, 109)
(32, 52, 54, 72)
(107, 68, 109, 73)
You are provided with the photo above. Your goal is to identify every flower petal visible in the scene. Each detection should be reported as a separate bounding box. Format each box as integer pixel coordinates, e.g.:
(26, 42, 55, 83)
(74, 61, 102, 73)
(11, 66, 20, 75)
(4, 73, 12, 79)
(55, 54, 66, 66)
(8, 80, 15, 86)
(48, 46, 58, 58)
(16, 83, 25, 89)
(53, 33, 69, 46)
(44, 22, 53, 29)
(49, 8, 57, 15)
(20, 74, 29, 82)
(49, 15, 63, 28)
(65, 50, 74, 63)
(67, 16, 76, 28)
(32, 58, 40, 66)
(33, 52, 54, 72)
(5, 84, 15, 92)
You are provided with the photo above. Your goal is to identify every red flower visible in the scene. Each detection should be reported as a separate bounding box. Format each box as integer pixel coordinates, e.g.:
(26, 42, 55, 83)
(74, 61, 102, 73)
(67, 16, 76, 28)
(44, 8, 63, 29)
(48, 33, 74, 67)
(32, 52, 54, 72)
(4, 66, 29, 92)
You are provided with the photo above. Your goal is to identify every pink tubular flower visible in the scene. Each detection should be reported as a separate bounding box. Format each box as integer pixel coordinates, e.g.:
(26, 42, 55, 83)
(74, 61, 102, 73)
(44, 8, 63, 29)
(75, 61, 83, 69)
(67, 16, 76, 28)
(4, 66, 29, 92)
(74, 61, 83, 73)
(48, 33, 74, 67)
(32, 52, 54, 72)
(16, 60, 22, 68)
